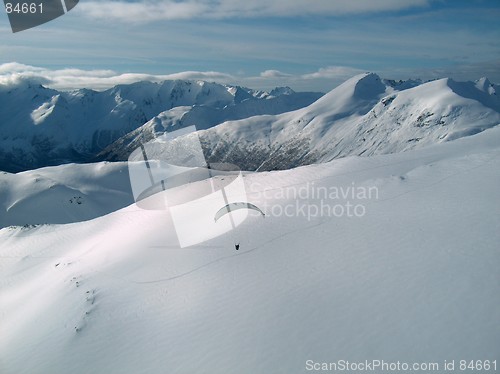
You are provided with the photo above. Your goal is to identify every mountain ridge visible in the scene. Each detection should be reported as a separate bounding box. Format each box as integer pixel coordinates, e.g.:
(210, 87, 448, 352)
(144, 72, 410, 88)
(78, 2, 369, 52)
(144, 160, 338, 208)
(195, 73, 500, 170)
(0, 78, 322, 172)
(2, 73, 499, 173)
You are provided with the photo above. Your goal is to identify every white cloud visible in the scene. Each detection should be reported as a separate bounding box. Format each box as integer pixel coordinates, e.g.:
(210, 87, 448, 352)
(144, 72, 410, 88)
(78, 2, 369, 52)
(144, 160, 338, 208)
(79, 1, 207, 22)
(260, 70, 292, 78)
(0, 63, 236, 91)
(0, 62, 374, 92)
(4, 62, 497, 94)
(301, 66, 365, 80)
(249, 66, 367, 91)
(0, 63, 370, 92)
(78, 0, 431, 23)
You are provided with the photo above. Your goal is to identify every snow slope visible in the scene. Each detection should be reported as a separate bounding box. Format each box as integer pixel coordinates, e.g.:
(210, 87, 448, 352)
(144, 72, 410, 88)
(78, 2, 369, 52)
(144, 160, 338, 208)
(1, 126, 499, 374)
(0, 79, 322, 172)
(0, 162, 133, 229)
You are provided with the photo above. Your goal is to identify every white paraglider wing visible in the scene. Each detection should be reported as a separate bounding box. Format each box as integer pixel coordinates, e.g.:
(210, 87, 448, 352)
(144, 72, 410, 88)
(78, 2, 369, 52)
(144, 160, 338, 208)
(214, 202, 265, 222)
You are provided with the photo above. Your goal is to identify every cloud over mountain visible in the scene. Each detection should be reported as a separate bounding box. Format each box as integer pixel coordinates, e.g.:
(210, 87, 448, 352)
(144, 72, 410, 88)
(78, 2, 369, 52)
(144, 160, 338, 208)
(0, 63, 364, 92)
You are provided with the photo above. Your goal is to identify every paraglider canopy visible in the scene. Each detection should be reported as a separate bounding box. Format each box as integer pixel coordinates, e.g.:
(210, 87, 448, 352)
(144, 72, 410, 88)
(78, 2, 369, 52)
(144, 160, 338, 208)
(214, 202, 265, 222)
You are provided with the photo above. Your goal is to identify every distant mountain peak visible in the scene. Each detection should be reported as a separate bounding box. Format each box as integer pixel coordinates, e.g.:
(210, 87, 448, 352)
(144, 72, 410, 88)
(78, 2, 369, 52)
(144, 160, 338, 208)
(269, 86, 295, 97)
(383, 78, 422, 91)
(475, 77, 495, 95)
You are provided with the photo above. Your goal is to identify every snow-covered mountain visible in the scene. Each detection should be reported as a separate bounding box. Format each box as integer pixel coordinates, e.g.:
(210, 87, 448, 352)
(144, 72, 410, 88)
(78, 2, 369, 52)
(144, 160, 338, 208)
(1, 125, 499, 374)
(198, 73, 500, 170)
(2, 72, 498, 231)
(3, 73, 497, 174)
(102, 73, 500, 172)
(0, 79, 322, 172)
(97, 88, 322, 162)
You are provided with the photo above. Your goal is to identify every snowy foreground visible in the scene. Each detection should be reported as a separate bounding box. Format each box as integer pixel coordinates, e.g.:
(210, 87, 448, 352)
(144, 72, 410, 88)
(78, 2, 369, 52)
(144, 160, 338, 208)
(1, 127, 499, 373)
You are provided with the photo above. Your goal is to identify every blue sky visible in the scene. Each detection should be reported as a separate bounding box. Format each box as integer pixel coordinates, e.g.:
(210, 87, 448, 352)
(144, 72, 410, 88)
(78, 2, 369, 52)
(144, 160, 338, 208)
(1, 0, 499, 91)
